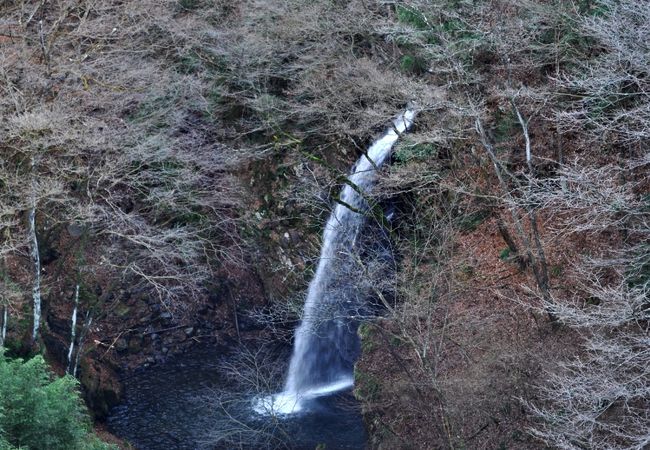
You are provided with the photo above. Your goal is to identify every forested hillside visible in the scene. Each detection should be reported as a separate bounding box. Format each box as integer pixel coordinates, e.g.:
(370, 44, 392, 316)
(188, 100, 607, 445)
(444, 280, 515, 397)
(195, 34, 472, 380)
(0, 0, 648, 449)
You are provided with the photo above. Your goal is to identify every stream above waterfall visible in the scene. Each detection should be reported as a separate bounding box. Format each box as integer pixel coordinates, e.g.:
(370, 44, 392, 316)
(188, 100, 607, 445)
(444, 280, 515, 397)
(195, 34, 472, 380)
(106, 345, 366, 450)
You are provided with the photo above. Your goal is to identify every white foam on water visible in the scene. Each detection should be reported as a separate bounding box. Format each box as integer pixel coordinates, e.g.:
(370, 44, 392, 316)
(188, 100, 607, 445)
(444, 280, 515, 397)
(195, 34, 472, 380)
(253, 377, 354, 416)
(253, 391, 304, 415)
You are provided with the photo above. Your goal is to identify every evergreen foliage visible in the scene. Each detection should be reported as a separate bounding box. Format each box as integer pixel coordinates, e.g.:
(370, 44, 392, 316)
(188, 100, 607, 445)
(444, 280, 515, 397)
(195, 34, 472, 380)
(0, 351, 114, 450)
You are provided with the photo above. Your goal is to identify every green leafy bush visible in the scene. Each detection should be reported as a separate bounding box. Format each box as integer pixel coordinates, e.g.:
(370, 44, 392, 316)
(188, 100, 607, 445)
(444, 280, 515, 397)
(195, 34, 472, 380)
(0, 351, 114, 450)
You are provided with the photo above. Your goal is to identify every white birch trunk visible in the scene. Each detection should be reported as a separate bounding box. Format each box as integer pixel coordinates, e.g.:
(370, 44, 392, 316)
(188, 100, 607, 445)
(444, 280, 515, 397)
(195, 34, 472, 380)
(1, 306, 6, 346)
(66, 284, 79, 374)
(73, 313, 92, 378)
(29, 156, 42, 342)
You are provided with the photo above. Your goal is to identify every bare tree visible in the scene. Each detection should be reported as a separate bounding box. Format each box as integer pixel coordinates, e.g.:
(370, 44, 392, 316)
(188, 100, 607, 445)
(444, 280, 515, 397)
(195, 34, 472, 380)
(524, 159, 649, 450)
(199, 344, 291, 450)
(0, 0, 255, 347)
(551, 0, 650, 147)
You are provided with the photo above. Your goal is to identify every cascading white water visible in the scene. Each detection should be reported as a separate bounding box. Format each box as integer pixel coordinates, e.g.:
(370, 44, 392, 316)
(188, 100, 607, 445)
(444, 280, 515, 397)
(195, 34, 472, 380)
(255, 110, 416, 415)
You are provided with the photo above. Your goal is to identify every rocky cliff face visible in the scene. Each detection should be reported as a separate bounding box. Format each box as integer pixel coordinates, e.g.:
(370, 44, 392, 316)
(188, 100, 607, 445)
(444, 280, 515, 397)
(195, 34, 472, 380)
(35, 153, 328, 420)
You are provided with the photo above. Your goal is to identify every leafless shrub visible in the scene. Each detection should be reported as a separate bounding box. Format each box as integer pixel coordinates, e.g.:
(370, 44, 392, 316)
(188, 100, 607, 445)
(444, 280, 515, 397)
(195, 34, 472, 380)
(523, 159, 647, 236)
(360, 2, 649, 447)
(387, 187, 460, 371)
(198, 344, 291, 450)
(246, 293, 306, 343)
(552, 0, 650, 146)
(523, 159, 650, 449)
(0, 0, 254, 322)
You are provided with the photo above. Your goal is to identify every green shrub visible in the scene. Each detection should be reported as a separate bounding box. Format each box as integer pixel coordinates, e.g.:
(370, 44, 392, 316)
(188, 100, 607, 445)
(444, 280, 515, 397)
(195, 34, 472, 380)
(394, 142, 437, 163)
(400, 54, 420, 74)
(0, 436, 15, 450)
(459, 263, 475, 279)
(175, 52, 202, 75)
(0, 351, 114, 450)
(354, 369, 381, 402)
(396, 6, 430, 30)
(358, 323, 376, 352)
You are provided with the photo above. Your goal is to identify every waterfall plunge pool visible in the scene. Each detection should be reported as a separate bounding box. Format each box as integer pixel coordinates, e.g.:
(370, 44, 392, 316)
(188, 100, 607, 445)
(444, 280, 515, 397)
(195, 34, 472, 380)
(106, 345, 366, 450)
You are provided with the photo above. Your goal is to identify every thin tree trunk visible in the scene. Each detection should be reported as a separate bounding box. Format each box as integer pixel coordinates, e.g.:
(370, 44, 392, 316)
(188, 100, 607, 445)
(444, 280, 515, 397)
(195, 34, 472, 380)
(1, 258, 7, 346)
(66, 284, 79, 374)
(513, 102, 555, 320)
(496, 215, 526, 270)
(476, 114, 555, 320)
(29, 156, 42, 342)
(1, 306, 6, 346)
(73, 312, 92, 378)
(475, 116, 537, 262)
(229, 291, 241, 344)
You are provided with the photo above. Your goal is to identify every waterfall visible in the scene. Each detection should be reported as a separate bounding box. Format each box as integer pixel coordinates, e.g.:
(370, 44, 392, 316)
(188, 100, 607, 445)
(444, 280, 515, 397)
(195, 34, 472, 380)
(255, 109, 416, 415)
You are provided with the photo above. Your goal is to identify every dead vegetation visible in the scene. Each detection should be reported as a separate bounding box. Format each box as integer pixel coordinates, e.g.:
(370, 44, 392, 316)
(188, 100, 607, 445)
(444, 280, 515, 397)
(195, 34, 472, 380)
(0, 0, 253, 339)
(352, 0, 650, 449)
(0, 0, 648, 448)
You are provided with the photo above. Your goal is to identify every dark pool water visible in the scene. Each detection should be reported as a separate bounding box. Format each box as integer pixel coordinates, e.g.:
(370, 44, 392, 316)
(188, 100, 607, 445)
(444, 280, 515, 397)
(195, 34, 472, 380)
(106, 346, 366, 449)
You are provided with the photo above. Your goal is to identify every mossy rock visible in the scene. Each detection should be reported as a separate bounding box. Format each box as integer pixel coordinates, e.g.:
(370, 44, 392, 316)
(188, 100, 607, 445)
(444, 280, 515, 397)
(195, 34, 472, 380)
(79, 359, 123, 420)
